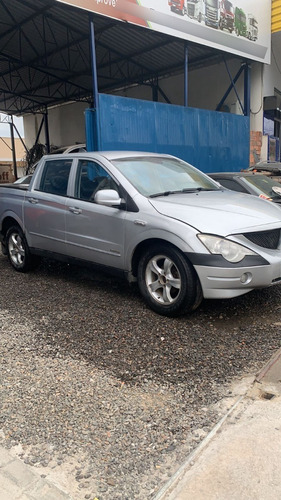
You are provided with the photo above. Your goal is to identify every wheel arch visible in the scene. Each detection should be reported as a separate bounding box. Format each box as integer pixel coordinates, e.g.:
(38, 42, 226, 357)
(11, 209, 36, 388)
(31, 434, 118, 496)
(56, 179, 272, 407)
(1, 215, 23, 239)
(131, 238, 195, 278)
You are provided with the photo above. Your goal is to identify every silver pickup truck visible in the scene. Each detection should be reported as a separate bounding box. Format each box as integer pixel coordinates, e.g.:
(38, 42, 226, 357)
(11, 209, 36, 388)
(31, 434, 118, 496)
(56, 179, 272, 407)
(1, 151, 281, 317)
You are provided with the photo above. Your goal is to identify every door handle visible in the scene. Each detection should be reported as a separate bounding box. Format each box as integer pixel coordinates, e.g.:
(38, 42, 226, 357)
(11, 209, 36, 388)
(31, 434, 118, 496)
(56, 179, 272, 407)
(68, 206, 82, 215)
(27, 197, 39, 204)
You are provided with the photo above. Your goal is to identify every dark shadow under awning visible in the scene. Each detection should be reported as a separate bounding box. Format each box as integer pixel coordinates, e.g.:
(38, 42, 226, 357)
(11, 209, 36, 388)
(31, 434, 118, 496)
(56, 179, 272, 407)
(0, 0, 236, 115)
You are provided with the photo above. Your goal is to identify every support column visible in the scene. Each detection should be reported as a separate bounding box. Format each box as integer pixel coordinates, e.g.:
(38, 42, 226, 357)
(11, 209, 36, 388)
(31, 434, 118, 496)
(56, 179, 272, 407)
(244, 62, 251, 117)
(44, 111, 50, 153)
(88, 15, 100, 151)
(184, 43, 188, 107)
(152, 81, 158, 102)
(9, 118, 17, 180)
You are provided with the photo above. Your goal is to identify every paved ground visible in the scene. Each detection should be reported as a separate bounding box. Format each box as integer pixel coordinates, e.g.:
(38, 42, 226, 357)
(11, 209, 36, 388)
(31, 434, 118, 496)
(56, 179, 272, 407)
(0, 446, 71, 500)
(156, 348, 281, 500)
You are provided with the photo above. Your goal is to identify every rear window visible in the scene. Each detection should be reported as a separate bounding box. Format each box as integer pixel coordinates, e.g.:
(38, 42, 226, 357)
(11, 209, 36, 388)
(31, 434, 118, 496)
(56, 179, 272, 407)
(215, 178, 248, 193)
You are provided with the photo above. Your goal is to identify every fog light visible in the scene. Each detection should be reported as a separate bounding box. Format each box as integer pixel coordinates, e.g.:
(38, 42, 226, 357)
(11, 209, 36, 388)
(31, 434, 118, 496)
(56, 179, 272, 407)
(240, 272, 252, 284)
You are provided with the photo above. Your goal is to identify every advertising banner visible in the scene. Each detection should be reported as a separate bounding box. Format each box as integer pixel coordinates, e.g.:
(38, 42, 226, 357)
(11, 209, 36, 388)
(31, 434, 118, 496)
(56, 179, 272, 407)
(56, 0, 272, 63)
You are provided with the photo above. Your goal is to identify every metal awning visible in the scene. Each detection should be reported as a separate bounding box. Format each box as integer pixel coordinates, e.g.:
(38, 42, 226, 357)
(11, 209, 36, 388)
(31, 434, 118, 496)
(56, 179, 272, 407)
(0, 0, 238, 115)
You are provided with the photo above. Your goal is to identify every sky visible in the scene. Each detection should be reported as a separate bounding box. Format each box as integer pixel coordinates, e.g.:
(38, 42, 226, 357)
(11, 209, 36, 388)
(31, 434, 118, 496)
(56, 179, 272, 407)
(0, 115, 24, 138)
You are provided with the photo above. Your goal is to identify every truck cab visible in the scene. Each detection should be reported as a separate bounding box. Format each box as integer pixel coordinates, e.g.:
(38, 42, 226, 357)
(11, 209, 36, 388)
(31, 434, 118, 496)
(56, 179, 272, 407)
(235, 7, 247, 37)
(168, 0, 186, 16)
(247, 13, 258, 41)
(205, 0, 219, 29)
(187, 0, 205, 23)
(219, 0, 234, 33)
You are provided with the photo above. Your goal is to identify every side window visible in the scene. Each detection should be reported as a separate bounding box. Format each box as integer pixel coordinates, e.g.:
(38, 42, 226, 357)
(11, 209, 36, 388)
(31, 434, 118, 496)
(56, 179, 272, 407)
(75, 160, 119, 202)
(39, 159, 72, 196)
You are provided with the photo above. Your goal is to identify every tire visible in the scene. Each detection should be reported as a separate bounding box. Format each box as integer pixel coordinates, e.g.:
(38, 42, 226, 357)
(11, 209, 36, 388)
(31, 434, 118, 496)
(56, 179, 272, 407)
(1, 242, 7, 255)
(138, 244, 198, 317)
(6, 225, 33, 272)
(191, 278, 203, 311)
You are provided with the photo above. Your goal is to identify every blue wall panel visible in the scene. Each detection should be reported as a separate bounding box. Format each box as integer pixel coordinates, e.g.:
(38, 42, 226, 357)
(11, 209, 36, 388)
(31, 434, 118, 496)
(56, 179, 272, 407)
(86, 94, 250, 173)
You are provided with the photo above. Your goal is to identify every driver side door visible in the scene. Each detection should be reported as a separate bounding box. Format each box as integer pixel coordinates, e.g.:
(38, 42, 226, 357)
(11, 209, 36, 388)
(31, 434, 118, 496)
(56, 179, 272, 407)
(65, 159, 126, 270)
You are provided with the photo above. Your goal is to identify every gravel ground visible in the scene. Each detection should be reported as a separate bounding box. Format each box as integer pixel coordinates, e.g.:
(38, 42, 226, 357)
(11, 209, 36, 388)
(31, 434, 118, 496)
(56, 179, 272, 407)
(1, 254, 281, 499)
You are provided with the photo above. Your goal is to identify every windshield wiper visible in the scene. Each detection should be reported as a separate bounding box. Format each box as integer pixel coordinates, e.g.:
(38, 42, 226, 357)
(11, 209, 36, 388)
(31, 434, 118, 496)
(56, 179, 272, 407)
(150, 187, 216, 198)
(150, 190, 178, 198)
(181, 187, 217, 192)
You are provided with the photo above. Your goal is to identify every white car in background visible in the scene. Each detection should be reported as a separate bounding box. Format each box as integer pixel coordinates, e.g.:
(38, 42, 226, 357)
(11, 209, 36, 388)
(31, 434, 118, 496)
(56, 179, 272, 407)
(19, 143, 87, 180)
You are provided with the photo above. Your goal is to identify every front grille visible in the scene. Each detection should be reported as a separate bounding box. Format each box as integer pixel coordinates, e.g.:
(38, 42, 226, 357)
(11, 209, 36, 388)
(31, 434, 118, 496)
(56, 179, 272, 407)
(243, 229, 281, 249)
(206, 8, 216, 21)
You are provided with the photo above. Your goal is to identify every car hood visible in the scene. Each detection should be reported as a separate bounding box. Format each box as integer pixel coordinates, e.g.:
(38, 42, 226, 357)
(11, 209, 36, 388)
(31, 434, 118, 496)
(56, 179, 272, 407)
(149, 191, 281, 236)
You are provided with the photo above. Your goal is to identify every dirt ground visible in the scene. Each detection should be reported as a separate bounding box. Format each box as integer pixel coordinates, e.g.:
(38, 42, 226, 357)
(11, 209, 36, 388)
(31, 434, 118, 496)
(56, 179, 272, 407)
(1, 255, 281, 499)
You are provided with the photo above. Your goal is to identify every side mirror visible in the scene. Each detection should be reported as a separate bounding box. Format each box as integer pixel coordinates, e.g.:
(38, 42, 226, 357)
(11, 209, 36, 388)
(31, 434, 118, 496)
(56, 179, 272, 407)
(94, 189, 124, 207)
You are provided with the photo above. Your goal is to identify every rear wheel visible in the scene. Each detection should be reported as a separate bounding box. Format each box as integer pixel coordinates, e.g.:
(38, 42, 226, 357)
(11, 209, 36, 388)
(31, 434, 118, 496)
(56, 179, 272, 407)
(6, 225, 33, 272)
(138, 244, 199, 316)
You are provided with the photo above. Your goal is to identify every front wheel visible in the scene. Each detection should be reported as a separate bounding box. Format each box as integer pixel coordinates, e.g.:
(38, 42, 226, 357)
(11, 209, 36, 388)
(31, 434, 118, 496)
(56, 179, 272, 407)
(6, 225, 33, 272)
(138, 245, 199, 316)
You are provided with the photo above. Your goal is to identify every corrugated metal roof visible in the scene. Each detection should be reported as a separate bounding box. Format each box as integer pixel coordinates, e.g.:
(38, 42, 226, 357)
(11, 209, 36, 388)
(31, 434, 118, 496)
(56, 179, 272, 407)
(0, 0, 233, 115)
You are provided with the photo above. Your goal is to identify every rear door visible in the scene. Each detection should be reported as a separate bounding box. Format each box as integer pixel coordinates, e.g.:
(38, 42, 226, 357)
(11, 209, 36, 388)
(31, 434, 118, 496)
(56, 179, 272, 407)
(23, 158, 72, 253)
(65, 159, 126, 270)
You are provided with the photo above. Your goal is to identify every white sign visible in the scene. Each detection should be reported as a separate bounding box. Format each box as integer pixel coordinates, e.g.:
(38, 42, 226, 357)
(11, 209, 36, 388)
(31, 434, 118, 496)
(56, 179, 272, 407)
(0, 114, 12, 124)
(56, 0, 272, 63)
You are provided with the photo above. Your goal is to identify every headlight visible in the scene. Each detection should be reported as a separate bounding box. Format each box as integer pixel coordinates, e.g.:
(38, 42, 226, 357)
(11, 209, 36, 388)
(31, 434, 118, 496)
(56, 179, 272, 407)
(197, 234, 257, 263)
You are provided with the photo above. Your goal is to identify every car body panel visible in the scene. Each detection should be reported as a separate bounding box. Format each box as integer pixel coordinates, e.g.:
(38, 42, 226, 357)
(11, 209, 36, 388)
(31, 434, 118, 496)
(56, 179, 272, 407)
(23, 191, 68, 254)
(65, 198, 127, 267)
(149, 191, 281, 235)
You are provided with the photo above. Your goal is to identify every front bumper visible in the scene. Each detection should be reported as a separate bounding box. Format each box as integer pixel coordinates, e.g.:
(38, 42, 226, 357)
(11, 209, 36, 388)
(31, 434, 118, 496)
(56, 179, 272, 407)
(186, 252, 281, 299)
(195, 264, 281, 299)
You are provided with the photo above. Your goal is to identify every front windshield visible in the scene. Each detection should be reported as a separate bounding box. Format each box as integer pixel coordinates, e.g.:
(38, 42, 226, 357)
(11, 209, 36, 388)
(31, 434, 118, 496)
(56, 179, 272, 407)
(242, 175, 281, 200)
(225, 1, 233, 13)
(206, 0, 218, 8)
(112, 156, 220, 197)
